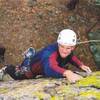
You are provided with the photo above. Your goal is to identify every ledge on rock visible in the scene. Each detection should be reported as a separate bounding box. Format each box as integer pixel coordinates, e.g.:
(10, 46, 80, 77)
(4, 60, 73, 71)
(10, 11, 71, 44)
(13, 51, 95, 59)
(0, 71, 100, 100)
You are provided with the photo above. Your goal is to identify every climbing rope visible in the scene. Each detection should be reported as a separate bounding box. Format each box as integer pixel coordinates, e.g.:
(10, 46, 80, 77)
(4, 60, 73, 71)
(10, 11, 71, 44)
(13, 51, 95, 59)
(77, 40, 100, 45)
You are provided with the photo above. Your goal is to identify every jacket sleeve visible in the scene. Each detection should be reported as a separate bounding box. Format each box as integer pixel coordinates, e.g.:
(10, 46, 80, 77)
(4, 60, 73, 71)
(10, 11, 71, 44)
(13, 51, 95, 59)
(41, 51, 66, 75)
(69, 54, 83, 68)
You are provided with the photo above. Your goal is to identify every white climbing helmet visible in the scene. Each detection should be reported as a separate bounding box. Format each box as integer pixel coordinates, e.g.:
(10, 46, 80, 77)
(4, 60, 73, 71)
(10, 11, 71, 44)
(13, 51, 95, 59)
(57, 29, 77, 46)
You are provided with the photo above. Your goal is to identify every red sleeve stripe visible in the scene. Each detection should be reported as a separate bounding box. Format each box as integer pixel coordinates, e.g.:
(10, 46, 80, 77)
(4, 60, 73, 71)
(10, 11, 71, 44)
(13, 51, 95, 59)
(71, 55, 83, 66)
(49, 51, 65, 74)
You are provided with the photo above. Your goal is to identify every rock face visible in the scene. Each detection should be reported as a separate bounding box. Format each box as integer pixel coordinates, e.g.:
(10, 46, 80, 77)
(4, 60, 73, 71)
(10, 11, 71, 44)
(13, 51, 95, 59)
(0, 71, 100, 100)
(0, 0, 99, 70)
(88, 30, 100, 70)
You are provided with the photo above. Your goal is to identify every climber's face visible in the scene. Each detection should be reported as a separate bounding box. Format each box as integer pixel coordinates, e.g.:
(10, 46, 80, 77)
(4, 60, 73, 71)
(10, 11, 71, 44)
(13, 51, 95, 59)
(58, 44, 75, 58)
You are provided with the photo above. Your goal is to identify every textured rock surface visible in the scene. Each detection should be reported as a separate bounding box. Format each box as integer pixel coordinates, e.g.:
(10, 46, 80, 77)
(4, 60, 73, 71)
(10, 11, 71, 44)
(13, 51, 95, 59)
(88, 30, 100, 69)
(0, 71, 100, 100)
(0, 0, 99, 70)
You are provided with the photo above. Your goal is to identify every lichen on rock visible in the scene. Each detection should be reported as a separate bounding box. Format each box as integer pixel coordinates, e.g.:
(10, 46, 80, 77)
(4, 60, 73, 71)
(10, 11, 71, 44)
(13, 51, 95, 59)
(0, 71, 100, 100)
(77, 71, 100, 88)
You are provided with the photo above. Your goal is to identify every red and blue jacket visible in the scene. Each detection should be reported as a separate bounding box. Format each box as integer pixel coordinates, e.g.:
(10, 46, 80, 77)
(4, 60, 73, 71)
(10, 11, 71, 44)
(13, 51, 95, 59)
(22, 43, 83, 78)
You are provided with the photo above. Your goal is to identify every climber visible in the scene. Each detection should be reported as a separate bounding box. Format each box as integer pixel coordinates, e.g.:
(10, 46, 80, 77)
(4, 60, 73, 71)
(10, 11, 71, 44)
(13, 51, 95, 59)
(0, 29, 92, 83)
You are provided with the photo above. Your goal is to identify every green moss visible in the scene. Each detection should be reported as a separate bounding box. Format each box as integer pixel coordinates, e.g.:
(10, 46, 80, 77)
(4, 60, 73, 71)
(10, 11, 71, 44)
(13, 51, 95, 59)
(80, 90, 100, 100)
(51, 96, 60, 100)
(0, 88, 9, 94)
(33, 91, 50, 99)
(57, 85, 76, 95)
(77, 71, 100, 88)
